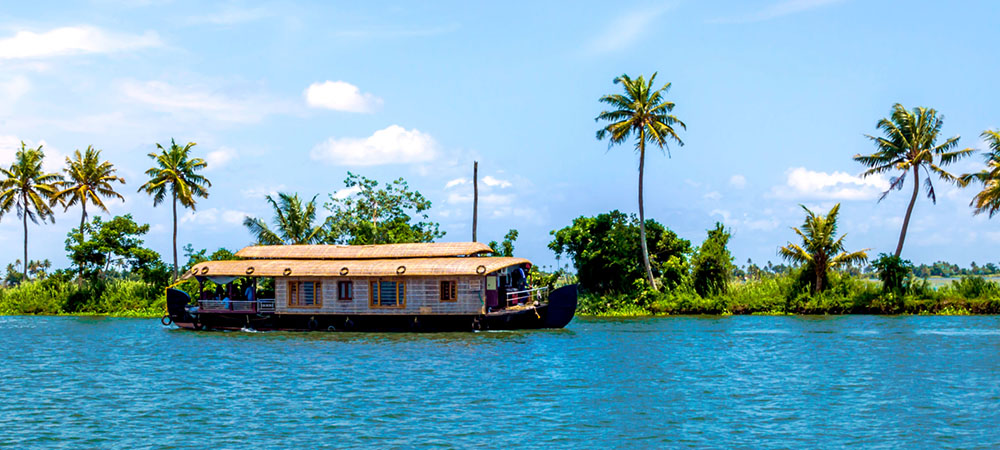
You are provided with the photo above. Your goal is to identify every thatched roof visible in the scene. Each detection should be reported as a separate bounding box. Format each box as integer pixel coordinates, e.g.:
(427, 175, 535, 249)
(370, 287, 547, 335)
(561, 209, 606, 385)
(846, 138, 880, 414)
(181, 257, 530, 280)
(235, 242, 493, 260)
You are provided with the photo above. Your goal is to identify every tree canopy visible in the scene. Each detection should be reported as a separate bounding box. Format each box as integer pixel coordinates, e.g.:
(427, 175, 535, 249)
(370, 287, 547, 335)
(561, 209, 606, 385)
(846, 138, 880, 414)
(691, 223, 735, 297)
(243, 193, 327, 245)
(961, 130, 1000, 217)
(779, 204, 869, 293)
(324, 172, 444, 245)
(549, 210, 691, 295)
(854, 104, 972, 256)
(65, 214, 164, 281)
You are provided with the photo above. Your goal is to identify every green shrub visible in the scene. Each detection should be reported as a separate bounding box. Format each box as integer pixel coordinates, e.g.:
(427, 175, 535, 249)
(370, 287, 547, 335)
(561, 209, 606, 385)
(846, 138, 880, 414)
(0, 279, 77, 315)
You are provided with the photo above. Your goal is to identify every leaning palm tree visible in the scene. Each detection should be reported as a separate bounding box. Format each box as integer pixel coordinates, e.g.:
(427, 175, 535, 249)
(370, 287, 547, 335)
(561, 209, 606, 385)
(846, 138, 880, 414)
(596, 73, 686, 291)
(138, 139, 211, 281)
(779, 204, 869, 293)
(0, 143, 62, 277)
(52, 146, 126, 243)
(961, 130, 1000, 217)
(243, 193, 326, 245)
(854, 104, 973, 257)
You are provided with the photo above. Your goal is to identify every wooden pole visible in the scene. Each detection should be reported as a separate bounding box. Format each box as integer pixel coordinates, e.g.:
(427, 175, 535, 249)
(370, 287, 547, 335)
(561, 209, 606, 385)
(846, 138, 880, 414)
(472, 161, 479, 242)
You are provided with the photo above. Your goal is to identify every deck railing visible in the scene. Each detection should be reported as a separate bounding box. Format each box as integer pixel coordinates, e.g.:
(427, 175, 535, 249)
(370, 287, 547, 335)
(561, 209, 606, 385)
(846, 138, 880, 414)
(504, 287, 548, 308)
(197, 298, 276, 313)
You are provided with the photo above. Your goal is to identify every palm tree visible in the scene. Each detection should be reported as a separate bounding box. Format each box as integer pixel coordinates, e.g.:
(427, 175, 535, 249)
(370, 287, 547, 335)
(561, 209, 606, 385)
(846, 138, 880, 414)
(52, 146, 126, 243)
(779, 204, 869, 293)
(243, 193, 326, 245)
(596, 73, 685, 291)
(0, 143, 62, 277)
(961, 130, 1000, 217)
(854, 104, 973, 257)
(138, 139, 211, 281)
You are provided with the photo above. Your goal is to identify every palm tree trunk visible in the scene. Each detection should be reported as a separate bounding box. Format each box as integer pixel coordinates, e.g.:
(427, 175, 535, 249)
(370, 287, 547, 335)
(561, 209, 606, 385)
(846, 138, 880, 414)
(894, 165, 921, 258)
(80, 202, 87, 243)
(22, 200, 28, 278)
(815, 263, 824, 293)
(637, 131, 657, 291)
(172, 194, 178, 281)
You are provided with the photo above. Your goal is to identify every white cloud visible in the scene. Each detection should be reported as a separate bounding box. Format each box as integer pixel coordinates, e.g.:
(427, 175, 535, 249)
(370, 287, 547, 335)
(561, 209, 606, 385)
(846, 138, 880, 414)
(773, 167, 889, 201)
(205, 147, 238, 171)
(445, 178, 468, 189)
(0, 26, 160, 59)
(704, 191, 721, 200)
(729, 174, 747, 189)
(304, 81, 382, 113)
(586, 4, 676, 54)
(711, 0, 845, 24)
(482, 175, 512, 188)
(711, 209, 779, 231)
(0, 137, 63, 173)
(310, 125, 436, 166)
(181, 208, 249, 227)
(447, 192, 513, 206)
(120, 80, 283, 123)
(331, 185, 361, 200)
(0, 135, 20, 166)
(242, 184, 286, 199)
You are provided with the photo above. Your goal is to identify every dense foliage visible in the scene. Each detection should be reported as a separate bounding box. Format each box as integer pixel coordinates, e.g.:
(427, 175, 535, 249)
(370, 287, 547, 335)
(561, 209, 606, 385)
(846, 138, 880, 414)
(549, 211, 691, 296)
(324, 172, 445, 245)
(870, 253, 913, 294)
(65, 214, 166, 283)
(690, 223, 734, 297)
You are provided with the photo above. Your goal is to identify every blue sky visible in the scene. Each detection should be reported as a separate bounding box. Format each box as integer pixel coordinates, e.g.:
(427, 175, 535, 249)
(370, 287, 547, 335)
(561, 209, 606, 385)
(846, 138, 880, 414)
(1, 0, 998, 272)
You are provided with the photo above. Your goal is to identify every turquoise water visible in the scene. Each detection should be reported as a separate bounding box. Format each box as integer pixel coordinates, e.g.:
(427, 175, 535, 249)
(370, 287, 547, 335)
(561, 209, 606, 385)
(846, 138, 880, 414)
(2, 316, 1000, 449)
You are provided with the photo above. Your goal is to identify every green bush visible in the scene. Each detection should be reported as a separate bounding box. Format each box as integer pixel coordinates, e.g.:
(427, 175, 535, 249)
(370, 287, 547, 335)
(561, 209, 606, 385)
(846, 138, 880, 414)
(0, 279, 77, 315)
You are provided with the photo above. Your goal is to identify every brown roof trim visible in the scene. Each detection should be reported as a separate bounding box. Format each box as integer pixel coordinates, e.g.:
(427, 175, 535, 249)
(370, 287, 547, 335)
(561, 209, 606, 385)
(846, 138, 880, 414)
(182, 257, 530, 280)
(234, 242, 494, 260)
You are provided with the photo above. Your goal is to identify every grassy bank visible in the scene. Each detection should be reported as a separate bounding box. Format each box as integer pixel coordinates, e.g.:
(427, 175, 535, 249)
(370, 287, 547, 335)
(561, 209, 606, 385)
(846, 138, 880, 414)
(0, 279, 165, 318)
(578, 273, 1000, 317)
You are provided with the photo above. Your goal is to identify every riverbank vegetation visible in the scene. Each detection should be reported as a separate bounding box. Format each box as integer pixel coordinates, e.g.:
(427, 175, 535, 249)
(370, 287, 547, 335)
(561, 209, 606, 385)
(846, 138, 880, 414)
(553, 209, 1000, 317)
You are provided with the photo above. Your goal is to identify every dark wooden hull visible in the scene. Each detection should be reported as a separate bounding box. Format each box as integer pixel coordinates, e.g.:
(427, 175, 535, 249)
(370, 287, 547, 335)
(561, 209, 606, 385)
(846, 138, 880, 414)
(165, 285, 578, 332)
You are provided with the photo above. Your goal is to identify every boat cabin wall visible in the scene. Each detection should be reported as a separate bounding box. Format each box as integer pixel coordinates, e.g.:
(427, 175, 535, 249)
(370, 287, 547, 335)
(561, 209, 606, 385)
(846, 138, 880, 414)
(275, 276, 486, 315)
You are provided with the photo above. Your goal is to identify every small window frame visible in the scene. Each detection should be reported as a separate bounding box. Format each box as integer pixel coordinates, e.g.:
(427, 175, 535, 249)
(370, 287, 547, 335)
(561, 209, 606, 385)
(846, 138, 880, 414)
(439, 280, 458, 302)
(369, 279, 406, 309)
(337, 280, 353, 301)
(287, 279, 323, 308)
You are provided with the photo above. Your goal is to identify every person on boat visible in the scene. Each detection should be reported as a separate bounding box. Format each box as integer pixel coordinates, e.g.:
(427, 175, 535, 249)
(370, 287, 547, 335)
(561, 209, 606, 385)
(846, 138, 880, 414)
(244, 283, 255, 302)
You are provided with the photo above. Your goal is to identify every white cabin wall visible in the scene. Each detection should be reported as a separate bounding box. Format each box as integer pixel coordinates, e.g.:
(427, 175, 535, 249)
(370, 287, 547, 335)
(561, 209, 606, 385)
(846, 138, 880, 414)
(275, 276, 484, 315)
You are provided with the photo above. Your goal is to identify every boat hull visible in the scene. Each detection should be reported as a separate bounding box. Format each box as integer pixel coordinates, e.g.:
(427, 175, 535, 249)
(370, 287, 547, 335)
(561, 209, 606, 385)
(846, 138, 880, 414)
(165, 285, 578, 332)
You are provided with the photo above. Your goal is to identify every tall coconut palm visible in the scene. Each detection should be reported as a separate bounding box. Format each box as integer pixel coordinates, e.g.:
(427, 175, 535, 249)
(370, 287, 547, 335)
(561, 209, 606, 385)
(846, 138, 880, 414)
(243, 193, 326, 245)
(0, 143, 62, 277)
(138, 139, 211, 281)
(52, 146, 126, 243)
(779, 204, 869, 293)
(854, 104, 973, 257)
(596, 73, 686, 291)
(961, 130, 1000, 217)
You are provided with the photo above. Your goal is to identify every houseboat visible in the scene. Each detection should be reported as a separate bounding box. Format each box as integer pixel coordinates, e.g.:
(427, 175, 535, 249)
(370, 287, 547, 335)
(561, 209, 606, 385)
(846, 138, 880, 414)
(163, 242, 577, 332)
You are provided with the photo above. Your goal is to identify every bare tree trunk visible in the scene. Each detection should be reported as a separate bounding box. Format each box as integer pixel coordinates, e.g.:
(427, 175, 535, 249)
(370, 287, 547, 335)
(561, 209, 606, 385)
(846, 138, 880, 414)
(172, 195, 178, 282)
(637, 133, 657, 291)
(472, 161, 478, 242)
(894, 165, 921, 258)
